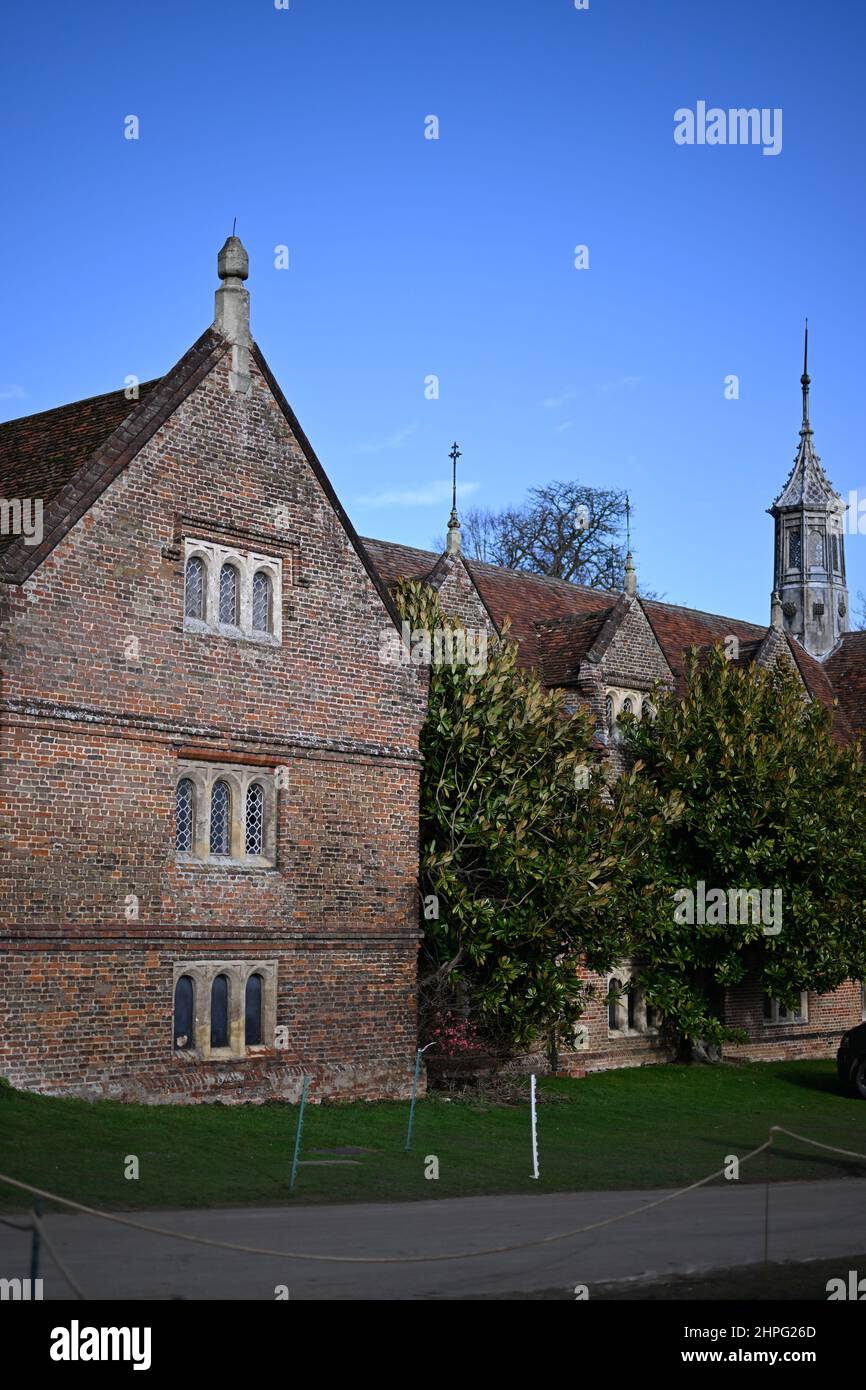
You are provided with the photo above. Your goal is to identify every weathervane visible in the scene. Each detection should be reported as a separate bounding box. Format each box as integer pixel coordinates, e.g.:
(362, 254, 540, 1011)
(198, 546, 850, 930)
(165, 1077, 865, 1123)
(449, 441, 461, 514)
(446, 442, 462, 555)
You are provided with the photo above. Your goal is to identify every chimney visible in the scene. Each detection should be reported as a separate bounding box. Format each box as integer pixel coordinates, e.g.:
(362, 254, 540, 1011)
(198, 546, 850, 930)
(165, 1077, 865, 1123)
(214, 235, 252, 395)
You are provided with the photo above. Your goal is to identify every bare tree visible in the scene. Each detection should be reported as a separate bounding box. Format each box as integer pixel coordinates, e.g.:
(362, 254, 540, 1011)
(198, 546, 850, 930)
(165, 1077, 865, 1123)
(437, 481, 645, 591)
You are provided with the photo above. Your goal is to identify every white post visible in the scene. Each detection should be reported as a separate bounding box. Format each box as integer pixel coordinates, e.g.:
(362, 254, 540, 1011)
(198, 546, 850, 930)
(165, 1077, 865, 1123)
(530, 1073, 539, 1179)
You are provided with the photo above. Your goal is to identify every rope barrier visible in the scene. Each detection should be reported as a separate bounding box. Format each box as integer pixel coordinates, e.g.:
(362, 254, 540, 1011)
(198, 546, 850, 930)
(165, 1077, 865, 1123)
(0, 1123, 862, 1283)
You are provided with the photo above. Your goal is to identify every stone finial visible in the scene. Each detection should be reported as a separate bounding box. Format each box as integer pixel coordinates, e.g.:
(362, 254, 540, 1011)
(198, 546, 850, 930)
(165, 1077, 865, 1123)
(623, 552, 637, 598)
(214, 235, 252, 394)
(771, 589, 784, 631)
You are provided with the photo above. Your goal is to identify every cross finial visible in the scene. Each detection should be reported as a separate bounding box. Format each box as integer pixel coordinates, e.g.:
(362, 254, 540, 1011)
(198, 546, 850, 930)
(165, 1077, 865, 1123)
(446, 442, 462, 555)
(625, 493, 631, 553)
(449, 441, 461, 513)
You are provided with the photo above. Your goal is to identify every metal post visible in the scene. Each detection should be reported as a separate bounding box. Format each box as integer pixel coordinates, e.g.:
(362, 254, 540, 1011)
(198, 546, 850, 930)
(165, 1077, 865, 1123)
(405, 1042, 435, 1151)
(530, 1074, 539, 1179)
(29, 1197, 43, 1283)
(289, 1076, 309, 1192)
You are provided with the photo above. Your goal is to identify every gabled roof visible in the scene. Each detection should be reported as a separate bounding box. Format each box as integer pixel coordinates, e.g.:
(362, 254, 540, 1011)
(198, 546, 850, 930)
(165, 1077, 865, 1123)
(0, 333, 405, 630)
(0, 379, 163, 519)
(0, 328, 227, 582)
(535, 607, 615, 684)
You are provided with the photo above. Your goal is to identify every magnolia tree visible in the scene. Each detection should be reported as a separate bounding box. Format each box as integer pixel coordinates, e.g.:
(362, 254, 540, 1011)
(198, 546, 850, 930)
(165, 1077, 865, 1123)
(621, 647, 866, 1056)
(395, 578, 671, 1053)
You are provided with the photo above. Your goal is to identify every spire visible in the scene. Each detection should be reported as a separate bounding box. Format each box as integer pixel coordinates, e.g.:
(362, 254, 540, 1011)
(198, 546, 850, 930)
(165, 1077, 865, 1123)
(623, 494, 637, 597)
(214, 232, 252, 395)
(767, 325, 849, 659)
(446, 441, 462, 554)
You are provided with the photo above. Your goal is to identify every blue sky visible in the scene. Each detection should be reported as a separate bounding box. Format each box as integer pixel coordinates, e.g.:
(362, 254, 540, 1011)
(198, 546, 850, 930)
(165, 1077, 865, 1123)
(2, 0, 865, 622)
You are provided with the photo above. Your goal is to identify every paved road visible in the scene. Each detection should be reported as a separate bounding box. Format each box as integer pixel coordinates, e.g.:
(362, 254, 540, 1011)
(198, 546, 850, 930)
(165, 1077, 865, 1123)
(2, 1180, 865, 1300)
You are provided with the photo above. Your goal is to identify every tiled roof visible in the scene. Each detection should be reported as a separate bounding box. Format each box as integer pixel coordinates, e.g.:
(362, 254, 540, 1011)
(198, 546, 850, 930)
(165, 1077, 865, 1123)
(823, 632, 866, 739)
(0, 380, 162, 539)
(535, 608, 614, 684)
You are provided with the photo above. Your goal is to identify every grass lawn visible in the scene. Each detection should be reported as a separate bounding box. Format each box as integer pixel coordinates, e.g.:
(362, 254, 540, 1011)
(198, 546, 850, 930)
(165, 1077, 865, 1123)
(1, 1061, 865, 1213)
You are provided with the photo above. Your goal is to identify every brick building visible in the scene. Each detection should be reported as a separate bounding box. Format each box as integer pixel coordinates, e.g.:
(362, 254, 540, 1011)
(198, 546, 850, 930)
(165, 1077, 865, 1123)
(1, 242, 863, 1100)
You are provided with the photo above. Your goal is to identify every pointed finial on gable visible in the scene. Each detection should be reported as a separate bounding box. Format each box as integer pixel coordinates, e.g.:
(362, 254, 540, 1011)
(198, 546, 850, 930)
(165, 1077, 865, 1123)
(623, 494, 637, 596)
(446, 441, 462, 554)
(214, 234, 251, 394)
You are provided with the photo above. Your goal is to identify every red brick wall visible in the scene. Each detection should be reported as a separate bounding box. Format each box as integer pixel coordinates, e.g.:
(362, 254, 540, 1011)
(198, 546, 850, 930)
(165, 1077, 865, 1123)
(0, 346, 427, 1102)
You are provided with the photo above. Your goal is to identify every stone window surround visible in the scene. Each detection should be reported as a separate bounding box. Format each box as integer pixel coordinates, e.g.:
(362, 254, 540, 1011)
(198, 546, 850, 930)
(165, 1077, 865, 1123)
(175, 760, 277, 869)
(763, 992, 809, 1026)
(172, 960, 277, 1060)
(604, 687, 647, 730)
(607, 965, 659, 1037)
(183, 537, 282, 645)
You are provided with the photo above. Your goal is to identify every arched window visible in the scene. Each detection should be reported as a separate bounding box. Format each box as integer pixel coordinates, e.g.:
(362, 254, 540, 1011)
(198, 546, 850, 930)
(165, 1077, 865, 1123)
(219, 562, 240, 625)
(608, 978, 621, 1031)
(245, 974, 263, 1046)
(184, 555, 205, 620)
(210, 780, 231, 856)
(604, 694, 614, 730)
(211, 974, 229, 1048)
(176, 777, 194, 853)
(245, 783, 264, 857)
(621, 697, 633, 717)
(252, 570, 272, 633)
(173, 975, 194, 1050)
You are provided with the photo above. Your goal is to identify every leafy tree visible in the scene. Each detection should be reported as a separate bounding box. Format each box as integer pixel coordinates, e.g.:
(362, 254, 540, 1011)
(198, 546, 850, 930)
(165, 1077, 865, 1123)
(621, 647, 866, 1055)
(395, 577, 671, 1049)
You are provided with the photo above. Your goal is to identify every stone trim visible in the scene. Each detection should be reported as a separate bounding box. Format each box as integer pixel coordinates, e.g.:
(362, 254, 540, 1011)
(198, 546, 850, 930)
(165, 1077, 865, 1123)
(183, 536, 282, 645)
(172, 959, 277, 1060)
(175, 759, 277, 869)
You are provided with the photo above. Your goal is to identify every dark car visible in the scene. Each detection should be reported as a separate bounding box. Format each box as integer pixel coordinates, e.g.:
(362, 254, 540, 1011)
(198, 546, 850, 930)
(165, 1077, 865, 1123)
(837, 1022, 866, 1097)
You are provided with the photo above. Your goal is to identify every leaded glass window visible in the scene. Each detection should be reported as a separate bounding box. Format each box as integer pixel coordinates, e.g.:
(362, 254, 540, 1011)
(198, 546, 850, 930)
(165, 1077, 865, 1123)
(621, 697, 633, 716)
(788, 531, 801, 568)
(245, 974, 263, 1046)
(605, 694, 614, 730)
(608, 979, 621, 1031)
(176, 777, 194, 853)
(210, 780, 231, 855)
(832, 534, 840, 572)
(174, 975, 194, 1050)
(185, 555, 205, 619)
(808, 531, 823, 568)
(252, 570, 271, 633)
(245, 783, 264, 857)
(211, 974, 229, 1048)
(219, 563, 239, 625)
